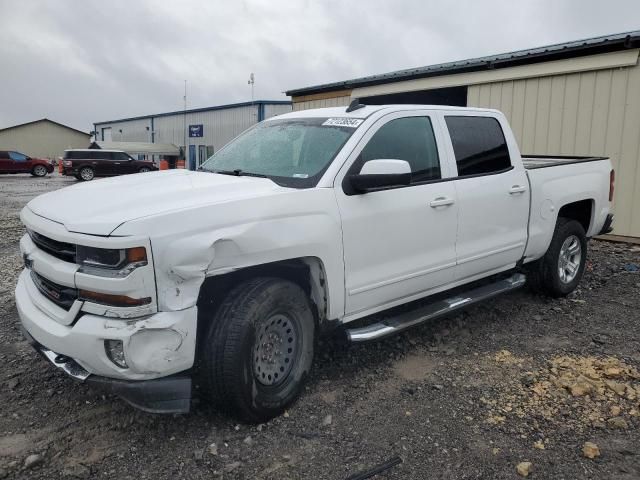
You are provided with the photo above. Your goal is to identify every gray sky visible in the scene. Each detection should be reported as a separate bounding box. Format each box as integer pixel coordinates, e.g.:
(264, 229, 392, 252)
(1, 0, 638, 132)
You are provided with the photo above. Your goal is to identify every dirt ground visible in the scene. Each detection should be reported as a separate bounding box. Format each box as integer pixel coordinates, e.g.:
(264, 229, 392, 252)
(0, 174, 639, 479)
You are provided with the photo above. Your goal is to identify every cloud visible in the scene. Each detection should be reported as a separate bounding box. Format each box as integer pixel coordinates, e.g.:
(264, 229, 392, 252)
(0, 0, 638, 131)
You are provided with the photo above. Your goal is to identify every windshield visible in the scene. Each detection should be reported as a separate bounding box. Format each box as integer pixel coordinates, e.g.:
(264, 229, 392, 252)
(200, 118, 360, 188)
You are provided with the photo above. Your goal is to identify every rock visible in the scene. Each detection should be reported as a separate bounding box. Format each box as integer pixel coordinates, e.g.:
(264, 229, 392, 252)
(569, 381, 592, 396)
(516, 461, 532, 477)
(24, 454, 44, 469)
(194, 449, 204, 461)
(62, 463, 90, 479)
(208, 443, 218, 456)
(283, 411, 290, 418)
(432, 384, 444, 390)
(6, 378, 19, 390)
(322, 414, 332, 426)
(243, 436, 253, 446)
(533, 440, 545, 450)
(583, 442, 600, 459)
(607, 417, 628, 429)
(610, 405, 622, 416)
(224, 462, 241, 473)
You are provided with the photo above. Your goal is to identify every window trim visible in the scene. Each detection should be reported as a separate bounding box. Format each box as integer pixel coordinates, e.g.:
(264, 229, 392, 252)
(341, 114, 443, 196)
(444, 114, 513, 179)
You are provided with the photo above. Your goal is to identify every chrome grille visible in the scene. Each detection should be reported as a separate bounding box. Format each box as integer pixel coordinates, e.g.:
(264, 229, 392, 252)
(29, 230, 76, 263)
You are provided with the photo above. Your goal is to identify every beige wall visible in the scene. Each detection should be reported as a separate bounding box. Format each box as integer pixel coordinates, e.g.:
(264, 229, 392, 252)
(468, 65, 640, 238)
(292, 89, 352, 111)
(0, 121, 89, 160)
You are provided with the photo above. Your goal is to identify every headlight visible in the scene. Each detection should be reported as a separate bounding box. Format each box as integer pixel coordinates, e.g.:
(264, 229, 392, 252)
(76, 246, 147, 277)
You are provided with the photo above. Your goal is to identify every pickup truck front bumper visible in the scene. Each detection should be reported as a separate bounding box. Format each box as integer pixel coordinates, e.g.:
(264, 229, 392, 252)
(15, 269, 197, 413)
(20, 326, 192, 413)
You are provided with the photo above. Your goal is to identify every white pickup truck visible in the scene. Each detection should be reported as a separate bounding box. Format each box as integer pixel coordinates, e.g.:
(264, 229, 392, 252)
(15, 104, 614, 421)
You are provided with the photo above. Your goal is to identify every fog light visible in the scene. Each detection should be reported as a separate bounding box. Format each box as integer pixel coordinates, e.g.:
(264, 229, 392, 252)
(105, 339, 128, 368)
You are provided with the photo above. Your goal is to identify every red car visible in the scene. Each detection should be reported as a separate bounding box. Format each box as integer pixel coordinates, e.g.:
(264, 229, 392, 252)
(0, 150, 54, 177)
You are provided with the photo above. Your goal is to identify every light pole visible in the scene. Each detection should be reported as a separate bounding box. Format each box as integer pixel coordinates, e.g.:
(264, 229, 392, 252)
(183, 80, 187, 167)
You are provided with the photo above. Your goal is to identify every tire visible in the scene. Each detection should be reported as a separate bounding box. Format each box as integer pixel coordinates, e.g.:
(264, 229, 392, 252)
(200, 278, 315, 422)
(31, 165, 48, 177)
(139, 167, 151, 173)
(527, 217, 587, 297)
(79, 167, 95, 181)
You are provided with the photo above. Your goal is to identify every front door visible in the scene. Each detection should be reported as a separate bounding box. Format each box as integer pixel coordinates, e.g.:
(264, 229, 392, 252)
(335, 113, 458, 318)
(8, 151, 30, 173)
(443, 115, 529, 281)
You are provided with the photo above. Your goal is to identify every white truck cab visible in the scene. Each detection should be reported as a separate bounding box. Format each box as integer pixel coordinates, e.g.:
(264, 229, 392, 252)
(15, 103, 614, 421)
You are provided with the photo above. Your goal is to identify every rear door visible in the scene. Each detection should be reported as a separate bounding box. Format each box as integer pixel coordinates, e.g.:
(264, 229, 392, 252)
(91, 151, 113, 175)
(444, 114, 529, 281)
(335, 111, 459, 318)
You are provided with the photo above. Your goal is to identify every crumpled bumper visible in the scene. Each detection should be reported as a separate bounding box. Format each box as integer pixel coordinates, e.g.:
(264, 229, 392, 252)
(21, 325, 192, 414)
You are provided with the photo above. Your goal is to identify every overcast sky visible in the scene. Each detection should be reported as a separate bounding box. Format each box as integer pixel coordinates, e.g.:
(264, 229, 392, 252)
(1, 0, 638, 132)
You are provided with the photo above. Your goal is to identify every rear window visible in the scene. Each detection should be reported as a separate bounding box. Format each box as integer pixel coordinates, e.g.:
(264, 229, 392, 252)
(445, 116, 511, 177)
(64, 150, 112, 160)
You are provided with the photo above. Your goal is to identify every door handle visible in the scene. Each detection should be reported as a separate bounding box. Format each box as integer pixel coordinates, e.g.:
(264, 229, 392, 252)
(114, 162, 120, 165)
(429, 197, 455, 208)
(509, 185, 527, 194)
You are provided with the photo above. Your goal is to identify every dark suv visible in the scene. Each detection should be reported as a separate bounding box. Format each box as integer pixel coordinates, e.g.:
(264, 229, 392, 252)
(0, 150, 54, 176)
(62, 149, 157, 181)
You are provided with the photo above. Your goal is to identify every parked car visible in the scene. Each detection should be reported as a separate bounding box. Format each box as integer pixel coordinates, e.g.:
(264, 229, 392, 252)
(16, 104, 614, 421)
(62, 149, 157, 181)
(0, 150, 53, 176)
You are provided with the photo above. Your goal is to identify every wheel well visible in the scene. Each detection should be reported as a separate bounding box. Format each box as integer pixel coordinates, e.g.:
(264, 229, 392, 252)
(557, 199, 593, 233)
(196, 257, 328, 346)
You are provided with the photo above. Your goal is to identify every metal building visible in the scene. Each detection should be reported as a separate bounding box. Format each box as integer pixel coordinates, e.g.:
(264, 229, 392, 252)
(286, 31, 640, 238)
(94, 100, 291, 170)
(0, 118, 89, 160)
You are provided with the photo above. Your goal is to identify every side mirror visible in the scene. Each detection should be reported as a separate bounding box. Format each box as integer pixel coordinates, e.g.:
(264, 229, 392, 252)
(349, 159, 411, 192)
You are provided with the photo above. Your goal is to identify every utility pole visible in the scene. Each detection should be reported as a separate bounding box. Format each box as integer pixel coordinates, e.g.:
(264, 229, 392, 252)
(183, 80, 187, 166)
(248, 73, 255, 102)
(248, 73, 255, 120)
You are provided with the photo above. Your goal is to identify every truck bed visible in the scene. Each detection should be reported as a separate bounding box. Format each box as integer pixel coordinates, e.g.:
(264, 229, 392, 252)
(522, 155, 608, 169)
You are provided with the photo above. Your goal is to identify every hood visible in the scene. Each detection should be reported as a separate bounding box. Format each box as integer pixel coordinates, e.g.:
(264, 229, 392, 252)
(27, 170, 284, 236)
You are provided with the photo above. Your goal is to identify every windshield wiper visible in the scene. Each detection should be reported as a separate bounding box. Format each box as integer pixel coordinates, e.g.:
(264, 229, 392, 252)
(211, 169, 267, 178)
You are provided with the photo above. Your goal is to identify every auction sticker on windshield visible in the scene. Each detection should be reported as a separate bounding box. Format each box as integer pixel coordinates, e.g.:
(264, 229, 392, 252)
(322, 118, 363, 128)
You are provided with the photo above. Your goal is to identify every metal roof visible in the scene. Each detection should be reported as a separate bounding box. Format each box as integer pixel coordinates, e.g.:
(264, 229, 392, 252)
(286, 30, 640, 96)
(89, 141, 180, 156)
(0, 118, 89, 136)
(94, 100, 291, 126)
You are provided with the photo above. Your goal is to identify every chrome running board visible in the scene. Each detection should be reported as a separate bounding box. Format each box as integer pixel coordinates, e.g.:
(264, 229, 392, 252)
(346, 273, 526, 342)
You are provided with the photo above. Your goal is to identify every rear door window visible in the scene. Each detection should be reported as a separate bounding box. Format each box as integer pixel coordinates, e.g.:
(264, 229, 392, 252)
(360, 116, 441, 183)
(445, 116, 511, 177)
(90, 151, 112, 160)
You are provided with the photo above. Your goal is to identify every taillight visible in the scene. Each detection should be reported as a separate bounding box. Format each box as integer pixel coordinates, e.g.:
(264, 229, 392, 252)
(609, 169, 615, 202)
(63, 160, 72, 167)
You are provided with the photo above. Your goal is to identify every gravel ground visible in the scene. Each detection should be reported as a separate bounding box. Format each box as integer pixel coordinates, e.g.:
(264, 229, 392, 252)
(0, 174, 639, 479)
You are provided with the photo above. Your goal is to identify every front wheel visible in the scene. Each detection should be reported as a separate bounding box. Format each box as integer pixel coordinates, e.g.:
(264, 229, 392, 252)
(527, 217, 587, 297)
(79, 167, 95, 181)
(31, 165, 48, 177)
(200, 278, 315, 422)
(138, 167, 151, 173)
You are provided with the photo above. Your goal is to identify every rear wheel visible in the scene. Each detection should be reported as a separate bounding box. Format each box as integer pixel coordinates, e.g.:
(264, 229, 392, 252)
(139, 167, 151, 173)
(527, 217, 587, 297)
(200, 278, 315, 422)
(79, 167, 95, 181)
(31, 165, 48, 177)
